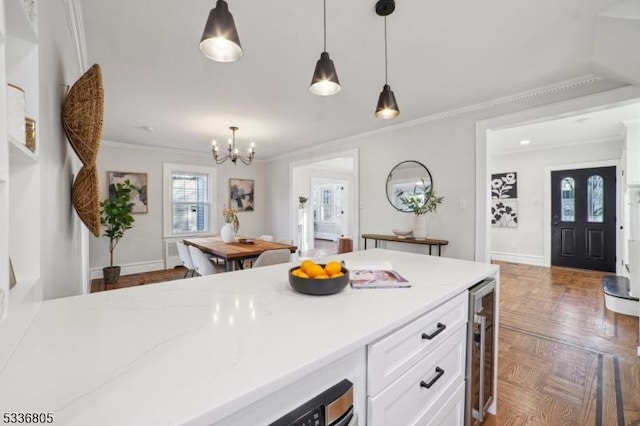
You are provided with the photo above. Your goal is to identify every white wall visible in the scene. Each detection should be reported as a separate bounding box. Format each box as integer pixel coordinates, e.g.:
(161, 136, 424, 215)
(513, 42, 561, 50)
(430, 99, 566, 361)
(490, 140, 623, 264)
(265, 80, 624, 260)
(89, 143, 266, 273)
(40, 0, 86, 299)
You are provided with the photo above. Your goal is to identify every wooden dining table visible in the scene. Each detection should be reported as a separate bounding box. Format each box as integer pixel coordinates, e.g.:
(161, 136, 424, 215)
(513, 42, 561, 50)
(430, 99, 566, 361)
(183, 237, 297, 272)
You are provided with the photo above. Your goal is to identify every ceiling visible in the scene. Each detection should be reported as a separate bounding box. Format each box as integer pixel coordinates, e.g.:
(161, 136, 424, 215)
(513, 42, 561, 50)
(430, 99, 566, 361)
(81, 0, 626, 160)
(489, 102, 640, 154)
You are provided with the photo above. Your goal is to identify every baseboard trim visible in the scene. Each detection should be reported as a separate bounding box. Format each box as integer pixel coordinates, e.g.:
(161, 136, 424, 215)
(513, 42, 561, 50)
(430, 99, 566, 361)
(490, 252, 545, 266)
(604, 294, 640, 317)
(90, 260, 166, 280)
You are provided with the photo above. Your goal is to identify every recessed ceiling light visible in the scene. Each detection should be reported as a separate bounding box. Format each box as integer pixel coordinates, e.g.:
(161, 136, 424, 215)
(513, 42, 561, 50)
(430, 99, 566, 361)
(520, 139, 530, 145)
(138, 126, 154, 132)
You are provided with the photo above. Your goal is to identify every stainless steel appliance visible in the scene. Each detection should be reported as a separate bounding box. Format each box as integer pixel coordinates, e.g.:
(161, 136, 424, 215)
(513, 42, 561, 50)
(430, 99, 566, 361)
(269, 379, 357, 426)
(465, 278, 496, 425)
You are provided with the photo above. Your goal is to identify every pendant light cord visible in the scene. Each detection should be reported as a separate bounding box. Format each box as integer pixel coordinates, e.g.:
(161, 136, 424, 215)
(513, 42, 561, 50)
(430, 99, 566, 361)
(384, 16, 388, 84)
(323, 0, 327, 51)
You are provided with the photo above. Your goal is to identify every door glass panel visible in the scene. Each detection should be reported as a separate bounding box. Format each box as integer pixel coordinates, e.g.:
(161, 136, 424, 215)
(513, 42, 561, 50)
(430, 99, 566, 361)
(587, 175, 604, 223)
(560, 177, 575, 222)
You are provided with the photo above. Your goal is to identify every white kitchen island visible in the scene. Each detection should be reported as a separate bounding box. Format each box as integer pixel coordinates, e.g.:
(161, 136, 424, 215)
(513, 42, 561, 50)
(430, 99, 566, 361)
(0, 249, 498, 425)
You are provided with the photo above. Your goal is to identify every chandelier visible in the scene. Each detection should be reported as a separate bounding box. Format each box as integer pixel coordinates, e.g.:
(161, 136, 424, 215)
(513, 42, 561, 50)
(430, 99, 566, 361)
(212, 126, 255, 166)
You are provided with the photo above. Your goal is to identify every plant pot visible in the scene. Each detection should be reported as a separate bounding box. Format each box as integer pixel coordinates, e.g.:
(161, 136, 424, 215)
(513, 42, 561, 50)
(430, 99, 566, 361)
(413, 214, 427, 240)
(221, 223, 236, 243)
(103, 266, 121, 285)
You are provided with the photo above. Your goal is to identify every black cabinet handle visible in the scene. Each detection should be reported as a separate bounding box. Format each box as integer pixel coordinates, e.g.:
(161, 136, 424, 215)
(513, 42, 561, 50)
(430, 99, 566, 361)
(422, 322, 446, 340)
(420, 367, 445, 389)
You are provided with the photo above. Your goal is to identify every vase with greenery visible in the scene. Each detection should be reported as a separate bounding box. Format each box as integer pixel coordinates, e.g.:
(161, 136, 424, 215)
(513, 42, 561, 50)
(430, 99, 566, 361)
(99, 180, 137, 284)
(398, 179, 444, 239)
(221, 205, 239, 243)
(298, 196, 308, 209)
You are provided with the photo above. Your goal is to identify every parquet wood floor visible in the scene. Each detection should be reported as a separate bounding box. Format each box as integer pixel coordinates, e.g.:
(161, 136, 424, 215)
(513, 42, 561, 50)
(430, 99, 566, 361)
(484, 262, 640, 426)
(90, 260, 640, 425)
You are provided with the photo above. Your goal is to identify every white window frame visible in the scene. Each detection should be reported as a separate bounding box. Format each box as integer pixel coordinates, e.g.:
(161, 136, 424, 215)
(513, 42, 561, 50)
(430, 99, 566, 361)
(163, 162, 216, 238)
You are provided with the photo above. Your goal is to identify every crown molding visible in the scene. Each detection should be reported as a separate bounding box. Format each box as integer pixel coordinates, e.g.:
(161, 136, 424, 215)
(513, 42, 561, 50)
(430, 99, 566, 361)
(267, 75, 605, 163)
(101, 140, 265, 163)
(63, 0, 89, 75)
(491, 136, 623, 156)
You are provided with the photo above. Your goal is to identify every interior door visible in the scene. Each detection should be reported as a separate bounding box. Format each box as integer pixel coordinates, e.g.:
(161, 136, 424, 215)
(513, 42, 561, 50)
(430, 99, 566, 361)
(551, 166, 616, 272)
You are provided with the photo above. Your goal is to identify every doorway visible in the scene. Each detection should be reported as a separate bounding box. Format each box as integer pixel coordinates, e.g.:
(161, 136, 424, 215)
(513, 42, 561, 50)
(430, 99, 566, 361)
(476, 86, 640, 268)
(289, 149, 359, 257)
(551, 166, 616, 272)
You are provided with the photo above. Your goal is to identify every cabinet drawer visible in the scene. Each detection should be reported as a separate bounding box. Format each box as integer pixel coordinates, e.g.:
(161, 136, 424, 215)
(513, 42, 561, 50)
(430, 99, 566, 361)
(416, 381, 465, 426)
(367, 291, 468, 395)
(367, 326, 466, 426)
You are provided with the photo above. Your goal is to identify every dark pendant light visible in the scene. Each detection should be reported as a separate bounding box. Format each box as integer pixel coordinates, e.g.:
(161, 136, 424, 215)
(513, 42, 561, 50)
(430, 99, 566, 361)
(200, 0, 243, 63)
(375, 0, 399, 119)
(310, 0, 341, 96)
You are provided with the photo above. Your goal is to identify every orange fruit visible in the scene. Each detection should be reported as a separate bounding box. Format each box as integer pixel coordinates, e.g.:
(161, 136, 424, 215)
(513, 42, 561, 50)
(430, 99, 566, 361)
(300, 259, 315, 273)
(306, 263, 325, 278)
(324, 261, 342, 276)
(330, 272, 344, 278)
(315, 273, 330, 279)
(292, 269, 309, 278)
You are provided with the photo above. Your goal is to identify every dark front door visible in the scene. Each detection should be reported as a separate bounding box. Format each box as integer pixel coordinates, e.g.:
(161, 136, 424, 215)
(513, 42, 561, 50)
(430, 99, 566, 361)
(551, 166, 616, 272)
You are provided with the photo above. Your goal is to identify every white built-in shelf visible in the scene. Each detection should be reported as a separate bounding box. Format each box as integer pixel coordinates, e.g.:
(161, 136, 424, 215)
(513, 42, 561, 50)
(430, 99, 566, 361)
(9, 134, 38, 163)
(5, 0, 36, 42)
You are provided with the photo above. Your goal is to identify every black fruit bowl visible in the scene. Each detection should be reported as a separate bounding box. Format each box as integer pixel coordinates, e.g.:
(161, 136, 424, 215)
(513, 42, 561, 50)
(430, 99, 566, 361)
(288, 265, 350, 295)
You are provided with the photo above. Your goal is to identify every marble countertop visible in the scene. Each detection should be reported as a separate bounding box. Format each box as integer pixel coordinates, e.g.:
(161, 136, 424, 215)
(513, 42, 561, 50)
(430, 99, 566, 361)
(0, 249, 498, 425)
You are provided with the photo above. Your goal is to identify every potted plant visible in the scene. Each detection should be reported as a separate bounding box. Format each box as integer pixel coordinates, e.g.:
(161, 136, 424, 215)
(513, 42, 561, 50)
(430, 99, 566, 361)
(100, 179, 137, 284)
(398, 179, 444, 240)
(221, 205, 239, 243)
(298, 196, 308, 209)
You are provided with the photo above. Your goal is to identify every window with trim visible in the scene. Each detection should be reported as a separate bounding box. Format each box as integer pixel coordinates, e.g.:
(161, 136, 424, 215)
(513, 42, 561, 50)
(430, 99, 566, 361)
(163, 163, 215, 236)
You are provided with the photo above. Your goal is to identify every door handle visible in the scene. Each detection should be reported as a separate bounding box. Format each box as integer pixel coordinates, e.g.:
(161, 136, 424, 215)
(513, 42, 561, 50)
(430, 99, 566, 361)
(422, 322, 446, 340)
(420, 367, 445, 389)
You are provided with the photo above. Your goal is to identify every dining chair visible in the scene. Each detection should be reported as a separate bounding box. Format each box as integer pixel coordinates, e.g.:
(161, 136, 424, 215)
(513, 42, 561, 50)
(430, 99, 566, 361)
(252, 249, 291, 268)
(257, 234, 274, 242)
(176, 241, 196, 278)
(276, 239, 293, 245)
(188, 245, 223, 276)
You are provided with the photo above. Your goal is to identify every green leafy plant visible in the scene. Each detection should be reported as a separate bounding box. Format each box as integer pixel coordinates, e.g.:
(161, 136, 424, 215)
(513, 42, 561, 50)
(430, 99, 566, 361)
(397, 179, 444, 215)
(298, 196, 308, 208)
(100, 180, 137, 267)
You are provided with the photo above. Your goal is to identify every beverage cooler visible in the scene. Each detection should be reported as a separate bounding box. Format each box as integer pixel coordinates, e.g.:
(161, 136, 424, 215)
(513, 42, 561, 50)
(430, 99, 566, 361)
(465, 279, 497, 425)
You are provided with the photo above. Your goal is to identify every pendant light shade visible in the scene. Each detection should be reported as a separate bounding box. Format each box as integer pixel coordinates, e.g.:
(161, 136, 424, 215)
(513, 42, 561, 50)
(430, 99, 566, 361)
(310, 0, 341, 96)
(374, 0, 399, 119)
(310, 52, 341, 96)
(200, 0, 243, 63)
(375, 84, 400, 119)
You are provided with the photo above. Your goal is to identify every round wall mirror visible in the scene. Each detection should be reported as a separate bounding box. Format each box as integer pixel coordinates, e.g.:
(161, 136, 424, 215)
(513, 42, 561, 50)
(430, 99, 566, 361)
(386, 161, 433, 212)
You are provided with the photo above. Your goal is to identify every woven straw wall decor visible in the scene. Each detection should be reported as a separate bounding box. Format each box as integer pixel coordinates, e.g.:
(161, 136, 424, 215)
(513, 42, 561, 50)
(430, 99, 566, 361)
(62, 64, 104, 166)
(72, 165, 100, 237)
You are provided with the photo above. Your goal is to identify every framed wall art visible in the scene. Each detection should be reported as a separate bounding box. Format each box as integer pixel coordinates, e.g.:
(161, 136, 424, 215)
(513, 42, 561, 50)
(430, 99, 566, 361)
(108, 171, 148, 214)
(491, 172, 518, 228)
(229, 178, 254, 212)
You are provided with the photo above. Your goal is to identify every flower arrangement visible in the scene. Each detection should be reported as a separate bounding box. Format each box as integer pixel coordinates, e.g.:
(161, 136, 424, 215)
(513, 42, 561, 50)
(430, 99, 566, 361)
(397, 179, 444, 215)
(222, 205, 239, 233)
(298, 196, 308, 208)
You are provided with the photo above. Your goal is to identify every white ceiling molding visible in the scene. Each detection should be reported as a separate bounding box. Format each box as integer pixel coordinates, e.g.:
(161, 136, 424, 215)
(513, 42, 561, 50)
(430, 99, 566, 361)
(491, 137, 623, 156)
(63, 0, 89, 74)
(268, 74, 604, 162)
(101, 140, 265, 163)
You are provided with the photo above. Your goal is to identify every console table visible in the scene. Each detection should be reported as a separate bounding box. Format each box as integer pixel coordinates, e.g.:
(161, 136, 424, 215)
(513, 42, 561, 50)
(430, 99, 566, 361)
(361, 234, 449, 256)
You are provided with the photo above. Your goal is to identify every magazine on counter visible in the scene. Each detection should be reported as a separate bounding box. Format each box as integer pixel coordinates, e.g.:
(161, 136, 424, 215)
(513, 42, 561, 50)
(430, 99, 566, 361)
(345, 260, 410, 289)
